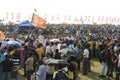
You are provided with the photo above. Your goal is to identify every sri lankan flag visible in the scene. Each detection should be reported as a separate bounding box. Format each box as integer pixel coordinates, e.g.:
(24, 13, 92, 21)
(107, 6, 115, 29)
(31, 13, 46, 29)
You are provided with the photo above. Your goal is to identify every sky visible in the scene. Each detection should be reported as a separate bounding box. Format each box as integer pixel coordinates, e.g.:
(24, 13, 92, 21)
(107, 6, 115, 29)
(0, 0, 120, 24)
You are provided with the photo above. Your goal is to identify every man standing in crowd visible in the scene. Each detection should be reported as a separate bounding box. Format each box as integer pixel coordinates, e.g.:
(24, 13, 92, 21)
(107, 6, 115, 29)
(116, 49, 120, 80)
(25, 53, 34, 80)
(0, 54, 14, 80)
(82, 44, 90, 75)
(36, 59, 46, 80)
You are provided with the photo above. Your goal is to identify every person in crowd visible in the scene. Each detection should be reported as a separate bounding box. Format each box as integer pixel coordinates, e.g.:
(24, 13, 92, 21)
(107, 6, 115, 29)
(11, 52, 20, 79)
(115, 49, 120, 80)
(0, 54, 14, 80)
(87, 40, 94, 58)
(36, 43, 44, 61)
(82, 43, 90, 75)
(52, 65, 69, 80)
(0, 47, 7, 62)
(105, 48, 114, 79)
(98, 50, 107, 78)
(36, 59, 46, 80)
(25, 53, 34, 80)
(54, 49, 61, 59)
(57, 42, 62, 51)
(59, 43, 68, 61)
(68, 56, 78, 80)
(11, 45, 20, 59)
(76, 44, 83, 71)
(95, 39, 100, 58)
(45, 42, 51, 55)
(19, 44, 25, 68)
(44, 53, 55, 80)
(51, 42, 57, 57)
(87, 43, 92, 72)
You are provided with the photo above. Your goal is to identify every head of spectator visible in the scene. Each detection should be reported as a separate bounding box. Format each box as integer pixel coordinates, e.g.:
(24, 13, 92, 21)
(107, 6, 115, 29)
(5, 54, 10, 60)
(37, 43, 42, 48)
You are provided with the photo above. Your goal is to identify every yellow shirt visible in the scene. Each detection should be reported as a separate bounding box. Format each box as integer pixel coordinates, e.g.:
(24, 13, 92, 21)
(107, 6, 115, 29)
(36, 47, 44, 60)
(88, 41, 93, 49)
(68, 70, 74, 79)
(96, 41, 100, 49)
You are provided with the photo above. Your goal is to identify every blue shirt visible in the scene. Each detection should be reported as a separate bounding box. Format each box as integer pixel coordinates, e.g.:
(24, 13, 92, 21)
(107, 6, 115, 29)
(0, 52, 7, 62)
(36, 64, 46, 80)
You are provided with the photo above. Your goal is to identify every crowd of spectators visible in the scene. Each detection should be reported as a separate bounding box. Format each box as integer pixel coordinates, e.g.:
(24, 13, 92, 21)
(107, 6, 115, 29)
(0, 23, 120, 80)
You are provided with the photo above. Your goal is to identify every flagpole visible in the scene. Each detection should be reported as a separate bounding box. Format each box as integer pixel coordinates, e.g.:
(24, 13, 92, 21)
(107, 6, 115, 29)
(28, 8, 37, 36)
(28, 26, 31, 36)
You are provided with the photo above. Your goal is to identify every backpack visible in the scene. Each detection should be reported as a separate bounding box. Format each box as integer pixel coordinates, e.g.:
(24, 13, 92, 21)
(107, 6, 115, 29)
(55, 70, 70, 80)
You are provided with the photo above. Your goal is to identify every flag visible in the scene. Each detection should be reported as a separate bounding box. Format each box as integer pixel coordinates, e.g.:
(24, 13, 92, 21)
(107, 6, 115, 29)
(0, 31, 5, 40)
(98, 16, 100, 22)
(117, 18, 120, 22)
(51, 15, 55, 21)
(64, 15, 67, 21)
(74, 16, 77, 21)
(31, 13, 46, 29)
(84, 16, 87, 21)
(6, 12, 9, 20)
(106, 17, 108, 23)
(101, 16, 104, 21)
(114, 17, 117, 22)
(88, 16, 91, 22)
(108, 16, 112, 21)
(44, 14, 47, 20)
(57, 14, 59, 21)
(68, 15, 71, 21)
(16, 13, 21, 20)
(92, 16, 94, 22)
(11, 13, 14, 20)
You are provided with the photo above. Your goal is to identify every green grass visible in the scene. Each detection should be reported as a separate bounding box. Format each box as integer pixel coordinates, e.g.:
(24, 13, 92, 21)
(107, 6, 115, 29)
(17, 59, 116, 80)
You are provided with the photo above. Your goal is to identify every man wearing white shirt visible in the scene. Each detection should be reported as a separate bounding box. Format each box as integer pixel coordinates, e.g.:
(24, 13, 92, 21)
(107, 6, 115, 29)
(45, 42, 51, 55)
(44, 54, 55, 80)
(82, 44, 89, 75)
(57, 42, 61, 51)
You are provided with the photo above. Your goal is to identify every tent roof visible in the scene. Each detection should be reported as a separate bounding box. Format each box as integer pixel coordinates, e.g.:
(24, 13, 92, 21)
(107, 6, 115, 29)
(18, 20, 35, 28)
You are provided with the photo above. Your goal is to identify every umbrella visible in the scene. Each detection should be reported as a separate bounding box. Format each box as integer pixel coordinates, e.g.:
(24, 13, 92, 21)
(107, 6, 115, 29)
(6, 41, 21, 48)
(59, 48, 76, 61)
(59, 48, 75, 55)
(50, 38, 61, 42)
(45, 59, 69, 66)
